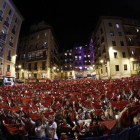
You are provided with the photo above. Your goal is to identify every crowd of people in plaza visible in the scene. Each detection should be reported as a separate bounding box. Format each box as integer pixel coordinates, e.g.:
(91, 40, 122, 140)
(0, 76, 140, 140)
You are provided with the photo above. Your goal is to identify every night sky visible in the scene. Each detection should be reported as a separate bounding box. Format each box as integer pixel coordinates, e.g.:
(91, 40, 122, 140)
(12, 0, 140, 51)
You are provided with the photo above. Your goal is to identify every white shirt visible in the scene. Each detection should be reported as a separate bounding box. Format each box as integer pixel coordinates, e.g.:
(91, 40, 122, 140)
(35, 124, 46, 138)
(47, 122, 58, 139)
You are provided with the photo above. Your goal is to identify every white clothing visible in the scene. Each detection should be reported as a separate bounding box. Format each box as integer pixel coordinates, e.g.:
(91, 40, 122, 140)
(35, 124, 47, 138)
(47, 122, 58, 139)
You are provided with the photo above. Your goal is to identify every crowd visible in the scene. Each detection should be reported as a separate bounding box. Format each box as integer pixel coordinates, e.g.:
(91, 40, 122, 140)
(0, 76, 140, 140)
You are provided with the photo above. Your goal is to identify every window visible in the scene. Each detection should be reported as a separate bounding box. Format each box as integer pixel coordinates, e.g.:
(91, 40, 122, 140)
(42, 62, 45, 70)
(36, 43, 38, 49)
(100, 28, 103, 34)
(124, 64, 127, 70)
(115, 65, 119, 71)
(5, 17, 9, 22)
(15, 18, 17, 23)
(2, 2, 6, 9)
(0, 10, 3, 17)
(101, 69, 103, 74)
(22, 63, 24, 69)
(118, 32, 122, 36)
(28, 63, 31, 70)
(8, 9, 12, 15)
(37, 35, 39, 39)
(131, 50, 135, 55)
(28, 74, 31, 78)
(120, 41, 124, 46)
(137, 29, 139, 33)
(70, 72, 72, 75)
(116, 23, 120, 28)
(110, 31, 114, 36)
(122, 52, 126, 58)
(10, 36, 13, 42)
(79, 56, 81, 60)
(34, 62, 37, 70)
(22, 53, 26, 59)
(108, 23, 112, 27)
(106, 67, 107, 72)
(114, 52, 118, 58)
(112, 41, 116, 46)
(43, 42, 47, 48)
(42, 73, 46, 78)
(7, 65, 10, 71)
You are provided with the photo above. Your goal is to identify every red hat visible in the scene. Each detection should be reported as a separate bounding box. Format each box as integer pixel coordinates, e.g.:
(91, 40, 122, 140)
(11, 107, 19, 112)
(20, 106, 31, 112)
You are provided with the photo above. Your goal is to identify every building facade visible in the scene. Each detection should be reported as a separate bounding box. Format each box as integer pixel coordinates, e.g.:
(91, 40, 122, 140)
(58, 43, 95, 80)
(92, 16, 140, 79)
(0, 0, 23, 85)
(16, 21, 59, 82)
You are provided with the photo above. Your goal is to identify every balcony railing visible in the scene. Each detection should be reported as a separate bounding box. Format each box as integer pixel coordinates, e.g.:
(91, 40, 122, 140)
(128, 41, 134, 46)
(7, 56, 11, 61)
(0, 16, 3, 22)
(28, 46, 48, 52)
(4, 21, 9, 27)
(27, 55, 47, 61)
(9, 42, 13, 47)
(0, 34, 6, 42)
(126, 31, 132, 35)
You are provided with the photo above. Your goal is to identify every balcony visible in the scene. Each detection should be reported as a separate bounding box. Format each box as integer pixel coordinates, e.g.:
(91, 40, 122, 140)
(126, 31, 132, 35)
(128, 42, 134, 46)
(27, 55, 47, 61)
(12, 29, 15, 34)
(0, 34, 6, 42)
(4, 21, 9, 27)
(0, 16, 3, 22)
(28, 46, 48, 52)
(7, 56, 11, 61)
(9, 41, 13, 47)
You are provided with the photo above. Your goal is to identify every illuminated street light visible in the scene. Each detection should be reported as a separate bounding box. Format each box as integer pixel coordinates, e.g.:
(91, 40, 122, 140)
(100, 60, 104, 63)
(18, 65, 21, 68)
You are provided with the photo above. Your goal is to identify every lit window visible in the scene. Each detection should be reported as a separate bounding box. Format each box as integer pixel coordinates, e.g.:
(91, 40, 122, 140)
(79, 67, 82, 69)
(116, 24, 120, 28)
(70, 65, 72, 67)
(65, 65, 67, 67)
(137, 29, 139, 33)
(118, 32, 122, 36)
(65, 59, 67, 62)
(45, 33, 47, 36)
(64, 53, 67, 56)
(110, 31, 114, 36)
(85, 60, 87, 62)
(79, 56, 81, 60)
(89, 60, 90, 62)
(2, 2, 6, 9)
(69, 53, 71, 55)
(88, 55, 90, 57)
(85, 66, 87, 68)
(75, 56, 77, 58)
(84, 55, 86, 57)
(131, 50, 135, 55)
(124, 64, 127, 70)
